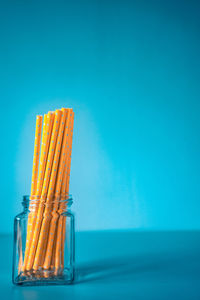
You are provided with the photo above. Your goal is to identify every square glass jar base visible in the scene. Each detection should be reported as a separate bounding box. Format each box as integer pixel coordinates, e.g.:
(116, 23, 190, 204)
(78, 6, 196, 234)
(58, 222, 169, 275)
(13, 268, 74, 286)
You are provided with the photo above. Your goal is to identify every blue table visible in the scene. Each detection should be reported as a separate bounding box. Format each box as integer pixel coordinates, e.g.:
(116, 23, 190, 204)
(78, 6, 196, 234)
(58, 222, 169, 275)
(2, 231, 200, 299)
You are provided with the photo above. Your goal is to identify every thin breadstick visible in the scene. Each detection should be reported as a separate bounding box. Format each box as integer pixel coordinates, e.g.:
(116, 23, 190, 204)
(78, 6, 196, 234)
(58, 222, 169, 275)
(55, 111, 74, 270)
(66, 111, 74, 194)
(51, 224, 57, 268)
(52, 111, 73, 271)
(23, 115, 43, 271)
(60, 112, 74, 268)
(26, 112, 55, 270)
(59, 165, 68, 269)
(31, 115, 43, 195)
(24, 113, 53, 270)
(43, 109, 71, 269)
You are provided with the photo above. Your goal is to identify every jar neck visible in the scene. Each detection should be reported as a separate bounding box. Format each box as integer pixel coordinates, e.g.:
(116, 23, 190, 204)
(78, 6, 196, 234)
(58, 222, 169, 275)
(22, 195, 73, 213)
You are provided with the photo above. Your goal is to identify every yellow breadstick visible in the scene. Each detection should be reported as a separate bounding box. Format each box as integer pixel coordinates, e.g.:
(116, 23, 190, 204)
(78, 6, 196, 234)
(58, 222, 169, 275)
(59, 164, 69, 268)
(50, 226, 57, 268)
(43, 109, 71, 269)
(53, 111, 73, 272)
(24, 113, 53, 270)
(31, 115, 43, 195)
(55, 111, 74, 270)
(37, 115, 48, 268)
(33, 109, 65, 270)
(65, 112, 74, 196)
(54, 215, 63, 272)
(23, 115, 42, 271)
(26, 112, 55, 270)
(59, 165, 69, 270)
(60, 111, 74, 269)
(34, 112, 54, 196)
(60, 110, 73, 198)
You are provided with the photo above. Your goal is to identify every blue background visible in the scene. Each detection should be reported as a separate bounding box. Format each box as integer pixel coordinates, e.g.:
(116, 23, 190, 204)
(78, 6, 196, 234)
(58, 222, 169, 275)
(1, 0, 200, 233)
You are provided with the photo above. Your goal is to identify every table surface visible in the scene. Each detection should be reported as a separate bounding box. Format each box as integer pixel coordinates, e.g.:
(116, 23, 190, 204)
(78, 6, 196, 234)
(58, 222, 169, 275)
(1, 230, 200, 300)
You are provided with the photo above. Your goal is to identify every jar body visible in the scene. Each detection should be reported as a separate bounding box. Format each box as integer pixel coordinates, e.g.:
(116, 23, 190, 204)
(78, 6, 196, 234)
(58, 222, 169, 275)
(12, 197, 75, 286)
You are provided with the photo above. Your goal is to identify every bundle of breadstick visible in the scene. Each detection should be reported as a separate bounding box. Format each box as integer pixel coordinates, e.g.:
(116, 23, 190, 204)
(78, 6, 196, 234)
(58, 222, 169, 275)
(23, 108, 74, 273)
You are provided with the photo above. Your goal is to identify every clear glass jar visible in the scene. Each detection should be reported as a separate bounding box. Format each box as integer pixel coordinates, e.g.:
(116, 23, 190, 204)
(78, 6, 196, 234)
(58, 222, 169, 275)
(12, 195, 75, 286)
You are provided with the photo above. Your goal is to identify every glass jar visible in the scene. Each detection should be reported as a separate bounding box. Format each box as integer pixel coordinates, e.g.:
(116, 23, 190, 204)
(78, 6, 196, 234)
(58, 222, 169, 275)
(12, 195, 75, 286)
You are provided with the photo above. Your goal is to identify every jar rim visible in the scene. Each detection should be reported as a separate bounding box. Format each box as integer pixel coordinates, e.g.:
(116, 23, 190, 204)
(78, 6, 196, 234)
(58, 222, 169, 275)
(22, 194, 73, 206)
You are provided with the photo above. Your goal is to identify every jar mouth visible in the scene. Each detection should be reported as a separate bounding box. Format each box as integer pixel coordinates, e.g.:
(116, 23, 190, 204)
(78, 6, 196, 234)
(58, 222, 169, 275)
(22, 194, 73, 207)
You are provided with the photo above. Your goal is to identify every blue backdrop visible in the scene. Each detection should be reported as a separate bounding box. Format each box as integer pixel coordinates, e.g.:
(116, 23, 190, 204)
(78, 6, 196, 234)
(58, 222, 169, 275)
(1, 0, 200, 233)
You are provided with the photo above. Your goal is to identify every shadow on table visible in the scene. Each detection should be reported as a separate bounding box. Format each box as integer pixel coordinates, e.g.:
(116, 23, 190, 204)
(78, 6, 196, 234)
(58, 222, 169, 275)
(74, 230, 200, 284)
(75, 253, 179, 284)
